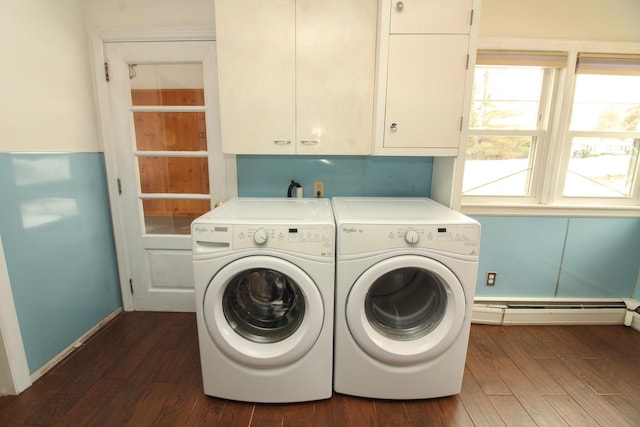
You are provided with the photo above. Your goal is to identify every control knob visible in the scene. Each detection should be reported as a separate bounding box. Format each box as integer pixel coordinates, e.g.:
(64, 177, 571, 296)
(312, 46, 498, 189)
(405, 230, 419, 244)
(253, 229, 268, 245)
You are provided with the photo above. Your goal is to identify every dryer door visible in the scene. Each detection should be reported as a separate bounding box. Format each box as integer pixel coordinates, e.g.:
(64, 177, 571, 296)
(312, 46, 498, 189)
(203, 256, 324, 368)
(346, 255, 466, 365)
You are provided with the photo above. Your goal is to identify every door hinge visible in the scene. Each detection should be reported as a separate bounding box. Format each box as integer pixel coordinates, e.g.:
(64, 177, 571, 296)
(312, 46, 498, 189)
(460, 116, 464, 131)
(466, 54, 470, 70)
(129, 278, 134, 294)
(470, 9, 474, 26)
(104, 62, 110, 82)
(117, 178, 122, 195)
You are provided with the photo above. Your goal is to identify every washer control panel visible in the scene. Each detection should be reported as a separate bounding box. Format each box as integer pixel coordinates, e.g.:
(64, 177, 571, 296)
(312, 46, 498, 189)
(193, 223, 334, 258)
(338, 224, 480, 256)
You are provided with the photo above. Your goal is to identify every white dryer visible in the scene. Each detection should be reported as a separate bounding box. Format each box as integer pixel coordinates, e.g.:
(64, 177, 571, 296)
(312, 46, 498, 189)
(332, 197, 480, 399)
(191, 198, 335, 403)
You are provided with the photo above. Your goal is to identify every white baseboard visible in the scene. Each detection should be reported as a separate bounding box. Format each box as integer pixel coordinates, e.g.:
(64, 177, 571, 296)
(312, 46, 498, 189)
(471, 305, 506, 325)
(472, 299, 633, 326)
(631, 312, 640, 333)
(504, 308, 625, 325)
(472, 305, 626, 325)
(30, 308, 122, 383)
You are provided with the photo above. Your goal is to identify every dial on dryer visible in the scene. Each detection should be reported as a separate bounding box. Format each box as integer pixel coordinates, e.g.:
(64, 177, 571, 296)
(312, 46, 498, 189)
(405, 230, 419, 244)
(254, 229, 268, 245)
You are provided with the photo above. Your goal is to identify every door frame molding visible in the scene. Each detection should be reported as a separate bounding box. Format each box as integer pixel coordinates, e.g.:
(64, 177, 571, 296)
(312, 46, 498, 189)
(0, 235, 31, 395)
(90, 28, 236, 311)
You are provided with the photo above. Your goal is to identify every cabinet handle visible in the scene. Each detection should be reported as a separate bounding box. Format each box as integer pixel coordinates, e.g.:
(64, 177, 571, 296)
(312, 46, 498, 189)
(395, 1, 404, 11)
(300, 140, 318, 145)
(274, 140, 292, 145)
(390, 123, 398, 132)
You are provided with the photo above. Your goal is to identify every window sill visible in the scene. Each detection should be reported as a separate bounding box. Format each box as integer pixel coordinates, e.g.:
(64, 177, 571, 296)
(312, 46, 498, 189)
(461, 203, 640, 218)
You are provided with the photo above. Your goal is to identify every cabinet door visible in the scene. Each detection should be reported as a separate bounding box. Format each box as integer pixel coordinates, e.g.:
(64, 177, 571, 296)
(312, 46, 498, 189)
(215, 0, 296, 154)
(389, 0, 472, 34)
(296, 0, 377, 155)
(384, 34, 469, 150)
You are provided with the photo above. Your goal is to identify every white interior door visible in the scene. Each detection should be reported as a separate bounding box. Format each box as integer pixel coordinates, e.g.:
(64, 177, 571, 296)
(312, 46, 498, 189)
(103, 41, 237, 311)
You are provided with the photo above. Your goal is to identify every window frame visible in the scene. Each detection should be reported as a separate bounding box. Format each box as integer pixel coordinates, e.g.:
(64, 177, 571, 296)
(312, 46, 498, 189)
(460, 39, 640, 218)
(464, 65, 559, 205)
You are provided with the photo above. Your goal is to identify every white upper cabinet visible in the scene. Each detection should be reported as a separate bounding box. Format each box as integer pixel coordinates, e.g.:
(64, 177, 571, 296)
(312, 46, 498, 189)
(215, 0, 377, 155)
(389, 0, 472, 34)
(374, 0, 480, 156)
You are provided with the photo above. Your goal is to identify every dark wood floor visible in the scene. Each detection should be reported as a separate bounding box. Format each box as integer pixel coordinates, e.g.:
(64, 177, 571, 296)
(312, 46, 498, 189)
(1, 312, 639, 426)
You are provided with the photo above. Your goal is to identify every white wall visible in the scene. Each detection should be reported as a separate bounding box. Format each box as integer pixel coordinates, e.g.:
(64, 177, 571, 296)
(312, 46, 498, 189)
(0, 0, 215, 154)
(481, 0, 640, 41)
(84, 0, 214, 32)
(0, 0, 101, 153)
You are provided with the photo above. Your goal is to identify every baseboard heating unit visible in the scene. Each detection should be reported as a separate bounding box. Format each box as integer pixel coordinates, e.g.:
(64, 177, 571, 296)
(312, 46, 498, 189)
(473, 298, 640, 331)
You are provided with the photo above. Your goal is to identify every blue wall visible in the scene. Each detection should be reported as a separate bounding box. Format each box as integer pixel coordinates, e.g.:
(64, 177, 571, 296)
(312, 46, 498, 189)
(0, 153, 122, 373)
(236, 155, 640, 301)
(237, 155, 433, 197)
(2, 152, 637, 375)
(473, 216, 640, 299)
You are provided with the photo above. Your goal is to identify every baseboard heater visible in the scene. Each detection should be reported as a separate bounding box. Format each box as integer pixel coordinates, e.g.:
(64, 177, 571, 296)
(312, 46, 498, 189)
(472, 298, 640, 329)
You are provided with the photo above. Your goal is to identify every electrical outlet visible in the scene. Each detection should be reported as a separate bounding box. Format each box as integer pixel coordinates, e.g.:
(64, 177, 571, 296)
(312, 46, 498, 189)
(313, 181, 324, 198)
(486, 272, 497, 286)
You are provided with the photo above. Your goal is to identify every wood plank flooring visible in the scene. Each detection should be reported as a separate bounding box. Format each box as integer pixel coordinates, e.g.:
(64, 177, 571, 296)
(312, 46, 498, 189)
(1, 311, 639, 426)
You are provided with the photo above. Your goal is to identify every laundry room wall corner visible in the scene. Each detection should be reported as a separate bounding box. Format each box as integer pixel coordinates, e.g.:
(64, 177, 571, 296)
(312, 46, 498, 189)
(0, 153, 123, 375)
(1, 0, 123, 381)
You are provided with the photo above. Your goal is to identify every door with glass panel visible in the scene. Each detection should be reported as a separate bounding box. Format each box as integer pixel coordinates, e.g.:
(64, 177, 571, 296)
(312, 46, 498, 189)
(104, 41, 236, 311)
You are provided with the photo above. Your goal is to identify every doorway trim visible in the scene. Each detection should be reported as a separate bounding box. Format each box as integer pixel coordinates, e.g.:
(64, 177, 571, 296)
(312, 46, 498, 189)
(0, 235, 31, 395)
(90, 28, 237, 311)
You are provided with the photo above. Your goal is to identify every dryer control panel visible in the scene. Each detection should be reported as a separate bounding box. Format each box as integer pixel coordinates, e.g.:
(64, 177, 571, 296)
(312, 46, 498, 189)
(193, 223, 334, 258)
(338, 223, 480, 256)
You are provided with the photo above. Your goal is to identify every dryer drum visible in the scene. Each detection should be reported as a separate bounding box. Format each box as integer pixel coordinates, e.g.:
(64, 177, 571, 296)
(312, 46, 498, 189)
(223, 269, 306, 343)
(365, 267, 447, 341)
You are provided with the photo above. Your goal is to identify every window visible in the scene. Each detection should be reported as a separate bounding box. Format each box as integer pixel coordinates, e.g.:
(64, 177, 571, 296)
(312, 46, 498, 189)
(562, 54, 640, 199)
(464, 51, 565, 200)
(462, 46, 640, 214)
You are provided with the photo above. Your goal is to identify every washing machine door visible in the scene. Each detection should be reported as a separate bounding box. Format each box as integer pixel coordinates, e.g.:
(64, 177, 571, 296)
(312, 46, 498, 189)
(203, 255, 324, 368)
(346, 255, 466, 365)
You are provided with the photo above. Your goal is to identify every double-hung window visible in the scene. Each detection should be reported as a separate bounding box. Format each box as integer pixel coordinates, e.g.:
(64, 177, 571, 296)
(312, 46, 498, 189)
(561, 53, 640, 202)
(462, 45, 640, 215)
(463, 50, 565, 202)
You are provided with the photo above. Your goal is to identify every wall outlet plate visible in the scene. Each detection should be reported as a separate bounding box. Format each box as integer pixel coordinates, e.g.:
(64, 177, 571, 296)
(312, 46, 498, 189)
(313, 181, 324, 197)
(486, 272, 497, 286)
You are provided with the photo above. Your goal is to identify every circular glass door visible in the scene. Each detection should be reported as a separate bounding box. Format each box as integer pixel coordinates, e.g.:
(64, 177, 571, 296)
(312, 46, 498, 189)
(365, 267, 447, 341)
(204, 256, 323, 368)
(346, 255, 466, 365)
(222, 268, 305, 343)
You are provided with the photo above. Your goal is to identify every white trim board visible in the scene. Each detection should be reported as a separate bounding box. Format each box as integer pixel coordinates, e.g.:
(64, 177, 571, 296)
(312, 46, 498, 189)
(631, 312, 640, 333)
(472, 299, 638, 327)
(0, 236, 31, 395)
(94, 27, 215, 43)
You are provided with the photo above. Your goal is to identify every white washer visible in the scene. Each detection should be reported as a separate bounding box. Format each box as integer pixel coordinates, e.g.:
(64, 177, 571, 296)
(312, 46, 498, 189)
(191, 198, 335, 403)
(332, 197, 480, 399)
